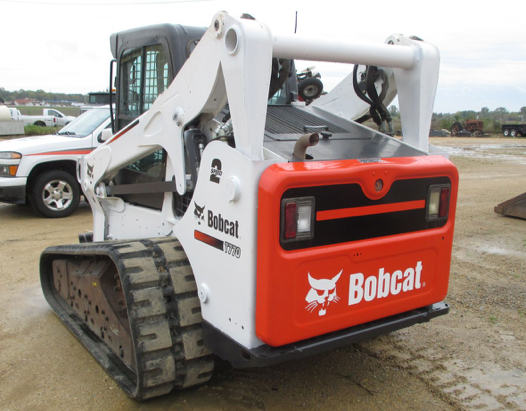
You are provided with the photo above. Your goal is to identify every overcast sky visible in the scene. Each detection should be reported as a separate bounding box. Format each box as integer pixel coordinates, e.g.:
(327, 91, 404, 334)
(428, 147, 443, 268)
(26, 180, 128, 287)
(1, 0, 525, 113)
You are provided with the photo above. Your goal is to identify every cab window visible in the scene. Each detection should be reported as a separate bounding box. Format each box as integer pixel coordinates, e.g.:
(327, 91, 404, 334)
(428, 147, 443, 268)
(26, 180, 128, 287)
(120, 47, 143, 118)
(119, 44, 170, 120)
(49, 109, 62, 117)
(143, 45, 169, 111)
(125, 149, 164, 178)
(114, 149, 167, 210)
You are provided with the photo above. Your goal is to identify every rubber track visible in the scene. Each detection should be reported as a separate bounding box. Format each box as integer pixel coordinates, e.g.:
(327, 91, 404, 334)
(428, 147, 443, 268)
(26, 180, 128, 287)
(40, 237, 214, 400)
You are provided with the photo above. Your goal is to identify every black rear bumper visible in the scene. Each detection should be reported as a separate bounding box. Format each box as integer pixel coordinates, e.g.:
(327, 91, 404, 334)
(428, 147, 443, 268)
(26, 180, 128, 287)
(203, 302, 449, 369)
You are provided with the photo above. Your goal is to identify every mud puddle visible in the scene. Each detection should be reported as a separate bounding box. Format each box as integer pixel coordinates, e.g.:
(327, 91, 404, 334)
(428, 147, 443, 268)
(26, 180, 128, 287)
(438, 144, 526, 164)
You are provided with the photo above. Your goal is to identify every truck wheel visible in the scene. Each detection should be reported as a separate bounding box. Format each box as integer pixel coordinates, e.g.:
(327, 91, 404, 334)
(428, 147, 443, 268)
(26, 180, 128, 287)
(30, 170, 80, 218)
(474, 130, 483, 137)
(450, 121, 463, 136)
(511, 129, 517, 137)
(298, 78, 324, 101)
(503, 129, 510, 137)
(35, 121, 46, 127)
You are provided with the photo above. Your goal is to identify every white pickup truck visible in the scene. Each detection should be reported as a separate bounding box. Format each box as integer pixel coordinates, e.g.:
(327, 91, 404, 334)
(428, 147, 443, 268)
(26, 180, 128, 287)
(43, 108, 77, 126)
(9, 108, 76, 127)
(0, 106, 111, 217)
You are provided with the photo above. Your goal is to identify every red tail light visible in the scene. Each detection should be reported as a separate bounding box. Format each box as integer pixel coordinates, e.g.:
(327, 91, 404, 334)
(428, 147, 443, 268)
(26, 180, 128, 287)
(426, 184, 450, 221)
(284, 202, 297, 239)
(439, 187, 450, 218)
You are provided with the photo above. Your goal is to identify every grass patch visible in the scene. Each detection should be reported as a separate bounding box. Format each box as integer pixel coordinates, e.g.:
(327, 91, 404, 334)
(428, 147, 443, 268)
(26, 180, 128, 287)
(24, 125, 61, 136)
(489, 316, 498, 325)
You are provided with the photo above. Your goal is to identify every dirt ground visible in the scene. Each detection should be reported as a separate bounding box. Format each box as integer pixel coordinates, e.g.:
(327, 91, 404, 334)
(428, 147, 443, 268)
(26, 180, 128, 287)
(0, 137, 525, 411)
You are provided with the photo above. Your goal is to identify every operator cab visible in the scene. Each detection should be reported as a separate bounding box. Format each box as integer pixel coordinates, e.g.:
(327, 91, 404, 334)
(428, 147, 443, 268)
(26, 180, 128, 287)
(109, 24, 204, 209)
(110, 23, 206, 132)
(108, 23, 299, 210)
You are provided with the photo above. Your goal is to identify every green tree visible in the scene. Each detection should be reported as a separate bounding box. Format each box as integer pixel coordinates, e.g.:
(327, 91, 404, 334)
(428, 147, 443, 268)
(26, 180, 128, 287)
(460, 110, 477, 119)
(388, 105, 399, 117)
(492, 118, 501, 133)
(0, 88, 86, 104)
(440, 118, 453, 130)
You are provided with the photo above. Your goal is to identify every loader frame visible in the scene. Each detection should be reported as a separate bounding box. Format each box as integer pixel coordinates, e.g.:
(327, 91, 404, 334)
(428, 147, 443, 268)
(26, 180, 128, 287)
(77, 11, 444, 352)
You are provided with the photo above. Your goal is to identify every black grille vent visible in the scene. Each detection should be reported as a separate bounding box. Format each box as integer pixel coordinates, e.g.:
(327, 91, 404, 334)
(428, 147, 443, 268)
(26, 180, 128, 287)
(265, 106, 349, 140)
(173, 191, 192, 217)
(281, 177, 451, 250)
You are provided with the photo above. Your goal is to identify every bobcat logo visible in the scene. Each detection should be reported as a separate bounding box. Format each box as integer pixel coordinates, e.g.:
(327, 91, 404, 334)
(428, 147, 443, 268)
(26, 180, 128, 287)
(305, 271, 342, 316)
(194, 202, 205, 225)
(87, 163, 94, 178)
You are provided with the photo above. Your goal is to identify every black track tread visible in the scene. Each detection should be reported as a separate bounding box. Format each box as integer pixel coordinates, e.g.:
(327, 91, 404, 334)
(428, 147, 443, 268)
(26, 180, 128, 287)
(40, 237, 214, 400)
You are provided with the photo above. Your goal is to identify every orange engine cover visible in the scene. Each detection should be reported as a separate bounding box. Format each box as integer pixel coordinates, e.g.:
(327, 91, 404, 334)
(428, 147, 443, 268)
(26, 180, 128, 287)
(256, 156, 458, 347)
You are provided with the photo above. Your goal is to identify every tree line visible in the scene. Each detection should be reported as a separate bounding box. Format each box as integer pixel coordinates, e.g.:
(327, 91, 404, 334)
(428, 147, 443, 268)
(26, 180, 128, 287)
(0, 88, 86, 104)
(390, 106, 526, 134)
(1, 87, 523, 135)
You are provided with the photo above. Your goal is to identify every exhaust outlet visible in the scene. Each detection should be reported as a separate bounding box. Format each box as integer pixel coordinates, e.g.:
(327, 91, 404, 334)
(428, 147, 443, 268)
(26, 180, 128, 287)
(293, 133, 319, 160)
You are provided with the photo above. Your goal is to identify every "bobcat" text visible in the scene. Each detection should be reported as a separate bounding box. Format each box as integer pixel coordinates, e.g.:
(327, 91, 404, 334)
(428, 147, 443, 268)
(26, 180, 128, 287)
(208, 210, 239, 238)
(348, 261, 423, 305)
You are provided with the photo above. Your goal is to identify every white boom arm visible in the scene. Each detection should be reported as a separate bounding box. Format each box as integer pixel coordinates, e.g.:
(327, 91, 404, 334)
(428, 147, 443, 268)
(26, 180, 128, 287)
(79, 11, 439, 240)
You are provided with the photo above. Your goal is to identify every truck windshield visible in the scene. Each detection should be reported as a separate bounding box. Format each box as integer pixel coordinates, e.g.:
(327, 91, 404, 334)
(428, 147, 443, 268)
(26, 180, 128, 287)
(56, 108, 110, 137)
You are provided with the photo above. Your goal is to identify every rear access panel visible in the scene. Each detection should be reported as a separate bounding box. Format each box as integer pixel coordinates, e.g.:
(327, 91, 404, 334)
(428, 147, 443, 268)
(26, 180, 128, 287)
(256, 156, 458, 347)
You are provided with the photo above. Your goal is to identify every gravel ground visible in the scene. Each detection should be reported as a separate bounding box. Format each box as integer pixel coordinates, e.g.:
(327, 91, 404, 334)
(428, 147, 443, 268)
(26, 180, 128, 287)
(0, 136, 525, 410)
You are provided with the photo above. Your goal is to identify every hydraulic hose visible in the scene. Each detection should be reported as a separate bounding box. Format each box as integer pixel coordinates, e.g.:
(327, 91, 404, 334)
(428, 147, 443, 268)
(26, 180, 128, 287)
(353, 64, 393, 134)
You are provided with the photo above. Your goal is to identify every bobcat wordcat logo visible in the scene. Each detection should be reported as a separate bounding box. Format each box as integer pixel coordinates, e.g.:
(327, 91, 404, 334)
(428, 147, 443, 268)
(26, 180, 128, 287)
(349, 261, 423, 305)
(305, 261, 424, 316)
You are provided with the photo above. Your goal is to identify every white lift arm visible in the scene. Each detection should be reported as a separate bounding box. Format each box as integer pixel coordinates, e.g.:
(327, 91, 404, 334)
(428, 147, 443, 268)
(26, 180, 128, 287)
(79, 11, 439, 238)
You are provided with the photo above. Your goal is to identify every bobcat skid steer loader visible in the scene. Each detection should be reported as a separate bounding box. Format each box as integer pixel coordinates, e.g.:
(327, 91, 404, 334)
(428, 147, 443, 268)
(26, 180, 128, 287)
(40, 12, 458, 400)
